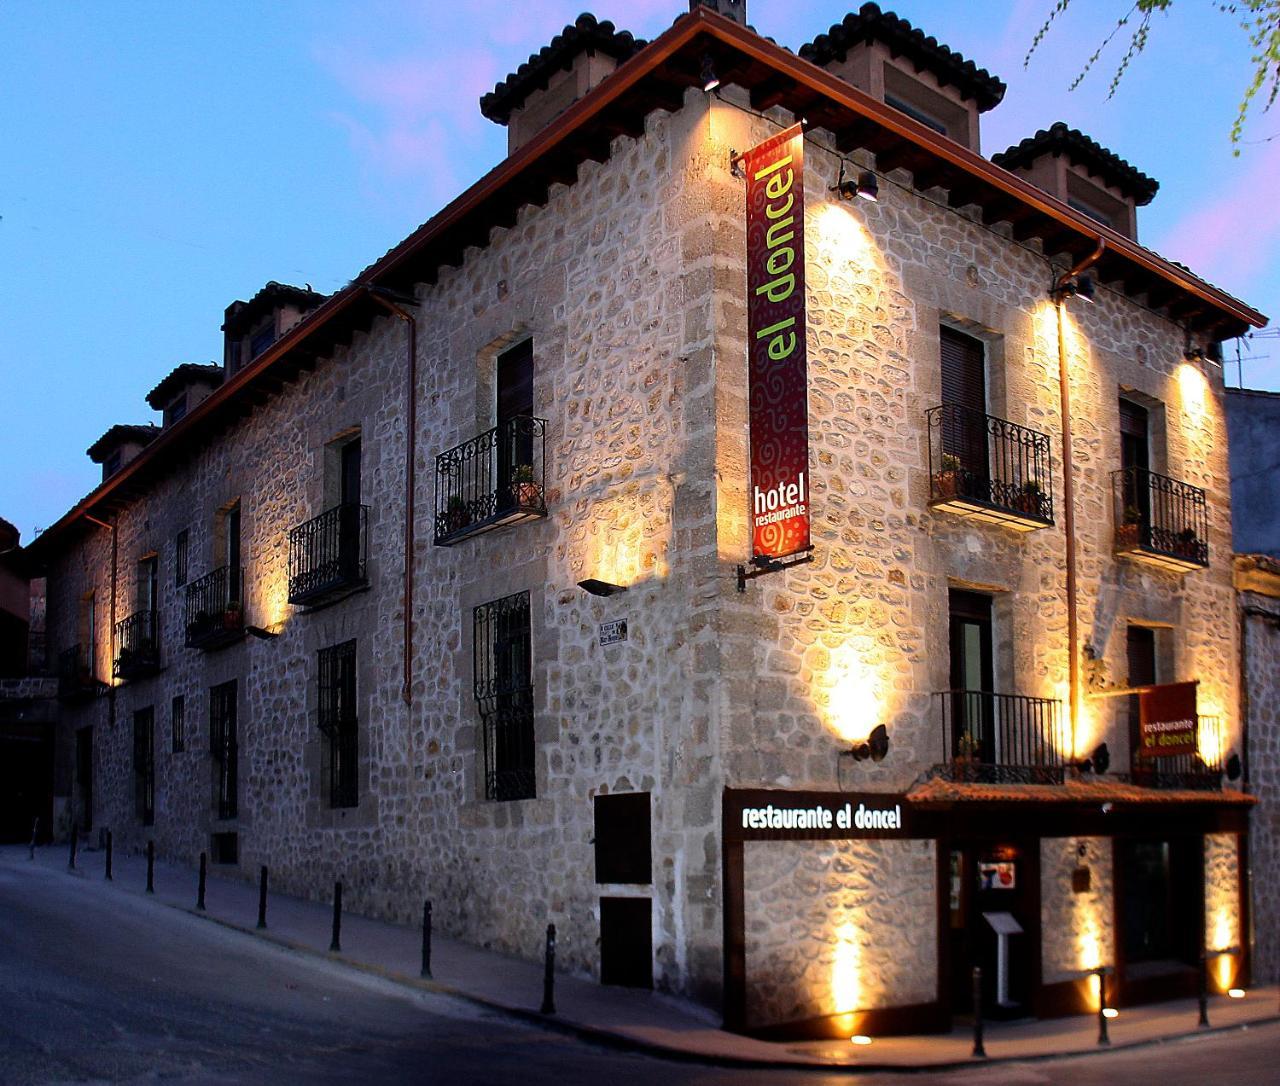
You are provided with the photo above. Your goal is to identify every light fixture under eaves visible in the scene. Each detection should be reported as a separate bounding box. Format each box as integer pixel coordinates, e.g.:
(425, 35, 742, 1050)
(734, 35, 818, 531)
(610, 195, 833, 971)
(700, 54, 720, 93)
(577, 579, 627, 598)
(831, 164, 878, 203)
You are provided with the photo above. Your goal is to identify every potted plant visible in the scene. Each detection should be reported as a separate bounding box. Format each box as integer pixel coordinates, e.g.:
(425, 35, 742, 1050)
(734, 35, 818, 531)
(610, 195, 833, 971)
(954, 732, 982, 781)
(1116, 505, 1142, 550)
(933, 453, 963, 500)
(445, 494, 470, 533)
(223, 601, 243, 630)
(510, 463, 539, 507)
(1173, 526, 1200, 559)
(1014, 479, 1044, 515)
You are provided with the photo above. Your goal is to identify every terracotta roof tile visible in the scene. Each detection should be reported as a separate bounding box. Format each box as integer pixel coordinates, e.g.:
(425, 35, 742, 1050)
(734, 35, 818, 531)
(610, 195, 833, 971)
(908, 774, 1254, 807)
(145, 363, 223, 410)
(86, 424, 161, 464)
(992, 121, 1159, 205)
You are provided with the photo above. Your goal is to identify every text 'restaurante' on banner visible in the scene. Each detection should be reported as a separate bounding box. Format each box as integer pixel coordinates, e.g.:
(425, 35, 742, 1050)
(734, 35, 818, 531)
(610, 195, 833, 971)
(745, 123, 810, 561)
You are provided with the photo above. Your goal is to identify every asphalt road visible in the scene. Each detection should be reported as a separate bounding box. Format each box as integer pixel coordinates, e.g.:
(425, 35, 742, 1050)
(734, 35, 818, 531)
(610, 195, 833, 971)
(1, 859, 1277, 1085)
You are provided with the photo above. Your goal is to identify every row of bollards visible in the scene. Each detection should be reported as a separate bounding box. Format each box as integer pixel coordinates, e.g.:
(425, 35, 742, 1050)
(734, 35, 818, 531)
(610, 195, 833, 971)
(65, 834, 562, 1018)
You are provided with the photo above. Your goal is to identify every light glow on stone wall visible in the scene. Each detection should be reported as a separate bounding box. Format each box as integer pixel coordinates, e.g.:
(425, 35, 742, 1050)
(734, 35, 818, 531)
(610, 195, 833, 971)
(1176, 361, 1211, 431)
(577, 488, 671, 589)
(258, 576, 291, 630)
(1211, 908, 1236, 989)
(1078, 915, 1104, 1009)
(830, 921, 861, 1019)
(819, 642, 887, 744)
(812, 201, 880, 270)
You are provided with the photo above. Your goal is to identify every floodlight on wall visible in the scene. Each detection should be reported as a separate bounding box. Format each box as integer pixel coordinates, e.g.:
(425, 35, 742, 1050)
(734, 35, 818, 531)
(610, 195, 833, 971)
(246, 623, 282, 640)
(577, 579, 628, 598)
(700, 54, 720, 93)
(848, 724, 890, 763)
(1226, 751, 1242, 781)
(831, 163, 878, 202)
(1070, 741, 1110, 775)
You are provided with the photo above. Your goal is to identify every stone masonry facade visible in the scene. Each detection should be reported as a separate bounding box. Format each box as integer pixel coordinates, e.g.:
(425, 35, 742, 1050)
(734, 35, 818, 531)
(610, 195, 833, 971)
(40, 25, 1256, 1029)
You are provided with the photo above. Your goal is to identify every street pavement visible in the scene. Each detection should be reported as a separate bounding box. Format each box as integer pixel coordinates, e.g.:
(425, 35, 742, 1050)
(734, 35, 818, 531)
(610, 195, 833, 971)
(3, 850, 1279, 1084)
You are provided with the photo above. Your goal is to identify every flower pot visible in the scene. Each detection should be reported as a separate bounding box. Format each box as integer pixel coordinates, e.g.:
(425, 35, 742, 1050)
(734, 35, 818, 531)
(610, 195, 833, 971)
(933, 470, 961, 500)
(1116, 523, 1141, 550)
(511, 481, 540, 507)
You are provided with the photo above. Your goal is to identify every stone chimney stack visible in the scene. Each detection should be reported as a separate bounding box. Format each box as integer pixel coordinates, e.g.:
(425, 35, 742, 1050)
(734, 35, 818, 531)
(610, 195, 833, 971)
(691, 0, 745, 24)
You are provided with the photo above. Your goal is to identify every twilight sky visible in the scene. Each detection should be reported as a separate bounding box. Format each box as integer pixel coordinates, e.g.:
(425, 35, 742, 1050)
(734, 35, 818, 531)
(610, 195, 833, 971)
(2, 0, 1276, 541)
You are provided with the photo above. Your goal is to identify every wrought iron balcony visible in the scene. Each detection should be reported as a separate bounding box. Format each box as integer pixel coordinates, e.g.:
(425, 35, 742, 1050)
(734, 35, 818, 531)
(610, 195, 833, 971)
(1123, 715, 1223, 791)
(927, 404, 1054, 530)
(434, 416, 547, 546)
(57, 644, 102, 700)
(288, 503, 368, 606)
(932, 690, 1066, 784)
(1112, 467, 1209, 572)
(184, 566, 244, 650)
(114, 610, 160, 681)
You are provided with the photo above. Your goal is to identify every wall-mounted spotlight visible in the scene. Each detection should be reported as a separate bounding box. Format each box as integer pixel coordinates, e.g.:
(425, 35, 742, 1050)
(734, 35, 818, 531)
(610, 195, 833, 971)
(700, 54, 720, 93)
(848, 724, 890, 763)
(830, 163, 878, 202)
(1070, 741, 1110, 774)
(246, 623, 283, 640)
(577, 579, 628, 598)
(1226, 751, 1242, 781)
(1052, 273, 1095, 304)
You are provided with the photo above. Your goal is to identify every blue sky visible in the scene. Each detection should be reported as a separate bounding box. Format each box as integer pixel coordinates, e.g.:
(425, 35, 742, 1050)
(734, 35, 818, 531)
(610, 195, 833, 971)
(2, 1, 1276, 541)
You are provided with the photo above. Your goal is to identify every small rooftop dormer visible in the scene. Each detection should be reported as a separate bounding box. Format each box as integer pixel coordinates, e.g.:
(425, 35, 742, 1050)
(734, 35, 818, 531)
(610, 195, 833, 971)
(992, 123, 1158, 240)
(146, 362, 223, 428)
(222, 281, 327, 377)
(480, 14, 647, 155)
(87, 424, 160, 482)
(799, 3, 1005, 154)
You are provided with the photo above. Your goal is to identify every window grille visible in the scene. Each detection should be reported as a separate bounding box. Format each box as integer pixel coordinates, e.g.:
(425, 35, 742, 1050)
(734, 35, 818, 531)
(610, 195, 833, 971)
(172, 695, 185, 753)
(318, 640, 359, 808)
(210, 680, 238, 820)
(473, 591, 535, 801)
(133, 707, 155, 826)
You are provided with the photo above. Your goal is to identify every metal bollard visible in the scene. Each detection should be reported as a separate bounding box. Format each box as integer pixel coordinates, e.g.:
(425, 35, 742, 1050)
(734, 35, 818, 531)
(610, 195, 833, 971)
(68, 821, 78, 870)
(1198, 950, 1210, 1027)
(257, 866, 269, 929)
(29, 817, 39, 860)
(971, 966, 986, 1058)
(197, 852, 207, 911)
(540, 922, 557, 1014)
(146, 840, 155, 893)
(421, 900, 433, 979)
(105, 831, 113, 881)
(329, 881, 343, 952)
(1097, 968, 1110, 1045)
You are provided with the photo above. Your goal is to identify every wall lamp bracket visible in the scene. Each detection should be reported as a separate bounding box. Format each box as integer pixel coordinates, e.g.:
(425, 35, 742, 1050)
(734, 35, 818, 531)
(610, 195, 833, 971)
(1068, 741, 1110, 775)
(736, 548, 814, 592)
(830, 163, 878, 202)
(1051, 239, 1106, 304)
(729, 149, 745, 179)
(842, 724, 890, 763)
(577, 579, 627, 598)
(246, 623, 283, 640)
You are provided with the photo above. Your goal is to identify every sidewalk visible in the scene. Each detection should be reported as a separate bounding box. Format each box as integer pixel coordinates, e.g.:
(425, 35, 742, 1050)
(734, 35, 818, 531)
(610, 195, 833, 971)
(9, 842, 1278, 1071)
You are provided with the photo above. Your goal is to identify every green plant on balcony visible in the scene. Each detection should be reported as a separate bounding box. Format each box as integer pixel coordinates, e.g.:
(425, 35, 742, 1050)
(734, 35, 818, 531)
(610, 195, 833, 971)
(933, 453, 964, 500)
(510, 463, 539, 507)
(1116, 505, 1143, 549)
(1014, 479, 1045, 515)
(1173, 526, 1200, 559)
(445, 494, 470, 533)
(222, 601, 242, 631)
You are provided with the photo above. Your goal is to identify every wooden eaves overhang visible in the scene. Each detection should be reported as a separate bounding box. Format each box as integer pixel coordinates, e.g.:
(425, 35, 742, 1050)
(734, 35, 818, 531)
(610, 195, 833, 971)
(25, 7, 1267, 562)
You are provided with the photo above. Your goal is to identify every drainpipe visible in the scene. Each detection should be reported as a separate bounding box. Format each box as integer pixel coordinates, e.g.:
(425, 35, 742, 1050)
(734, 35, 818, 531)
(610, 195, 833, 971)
(1052, 239, 1106, 753)
(366, 287, 419, 706)
(84, 512, 117, 721)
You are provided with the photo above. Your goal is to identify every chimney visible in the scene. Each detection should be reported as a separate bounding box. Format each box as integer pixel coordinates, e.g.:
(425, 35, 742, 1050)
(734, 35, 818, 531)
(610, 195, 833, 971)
(691, 0, 745, 23)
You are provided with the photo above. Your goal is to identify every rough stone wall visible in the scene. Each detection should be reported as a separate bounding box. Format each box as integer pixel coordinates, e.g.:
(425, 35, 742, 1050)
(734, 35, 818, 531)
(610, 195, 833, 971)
(1040, 836, 1114, 985)
(1204, 831, 1243, 989)
(743, 838, 936, 1027)
(1242, 588, 1280, 983)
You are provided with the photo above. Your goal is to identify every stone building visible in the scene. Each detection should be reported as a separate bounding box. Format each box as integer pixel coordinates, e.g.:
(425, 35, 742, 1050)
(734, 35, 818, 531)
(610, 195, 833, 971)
(24, 2, 1270, 1036)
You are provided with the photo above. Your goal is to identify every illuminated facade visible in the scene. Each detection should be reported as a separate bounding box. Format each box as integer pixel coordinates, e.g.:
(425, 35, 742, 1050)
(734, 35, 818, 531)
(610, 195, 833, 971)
(28, 2, 1267, 1036)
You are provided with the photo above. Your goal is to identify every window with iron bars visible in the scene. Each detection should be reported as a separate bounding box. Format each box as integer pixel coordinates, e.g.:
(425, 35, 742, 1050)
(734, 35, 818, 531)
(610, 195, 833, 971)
(133, 707, 155, 826)
(171, 694, 185, 754)
(318, 639, 359, 808)
(209, 680, 238, 820)
(473, 591, 535, 801)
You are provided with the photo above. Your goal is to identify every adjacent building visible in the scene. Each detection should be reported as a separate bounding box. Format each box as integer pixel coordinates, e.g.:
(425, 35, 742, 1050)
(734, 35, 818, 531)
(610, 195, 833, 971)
(23, 2, 1270, 1037)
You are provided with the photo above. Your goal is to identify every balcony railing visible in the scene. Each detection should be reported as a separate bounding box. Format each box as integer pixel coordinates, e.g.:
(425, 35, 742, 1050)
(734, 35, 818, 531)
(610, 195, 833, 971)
(1123, 715, 1223, 791)
(288, 503, 368, 606)
(927, 404, 1054, 530)
(1112, 467, 1209, 572)
(184, 566, 244, 650)
(57, 644, 101, 700)
(933, 690, 1066, 784)
(434, 416, 547, 546)
(114, 610, 160, 681)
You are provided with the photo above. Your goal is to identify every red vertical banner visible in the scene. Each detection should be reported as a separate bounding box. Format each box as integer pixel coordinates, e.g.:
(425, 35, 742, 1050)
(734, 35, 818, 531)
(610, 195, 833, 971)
(745, 124, 809, 560)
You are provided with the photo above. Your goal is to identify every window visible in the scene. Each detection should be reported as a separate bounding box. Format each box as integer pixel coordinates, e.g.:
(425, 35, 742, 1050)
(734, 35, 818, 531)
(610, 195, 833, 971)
(103, 450, 122, 478)
(210, 681, 238, 820)
(133, 707, 155, 826)
(83, 592, 97, 680)
(594, 793, 652, 884)
(175, 529, 189, 587)
(948, 589, 994, 761)
(138, 555, 158, 614)
(473, 591, 535, 801)
(172, 695, 186, 754)
(249, 322, 274, 360)
(885, 92, 947, 135)
(164, 394, 188, 426)
(318, 640, 359, 808)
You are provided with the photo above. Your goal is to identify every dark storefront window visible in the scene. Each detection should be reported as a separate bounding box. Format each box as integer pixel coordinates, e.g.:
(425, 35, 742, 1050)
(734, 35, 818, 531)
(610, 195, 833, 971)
(318, 639, 359, 809)
(1119, 837, 1202, 973)
(594, 793, 652, 885)
(210, 680, 238, 820)
(133, 707, 155, 826)
(473, 591, 535, 802)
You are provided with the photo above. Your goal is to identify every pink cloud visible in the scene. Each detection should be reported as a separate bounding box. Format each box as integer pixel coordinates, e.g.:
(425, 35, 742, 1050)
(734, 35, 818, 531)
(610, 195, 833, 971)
(1155, 139, 1280, 291)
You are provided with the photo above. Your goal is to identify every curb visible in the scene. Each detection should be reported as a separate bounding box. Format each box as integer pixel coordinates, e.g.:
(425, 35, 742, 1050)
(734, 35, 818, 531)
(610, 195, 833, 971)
(16, 853, 1280, 1073)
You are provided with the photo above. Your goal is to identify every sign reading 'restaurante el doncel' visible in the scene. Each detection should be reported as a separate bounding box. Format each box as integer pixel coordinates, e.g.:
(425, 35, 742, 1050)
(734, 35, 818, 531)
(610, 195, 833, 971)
(744, 123, 810, 560)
